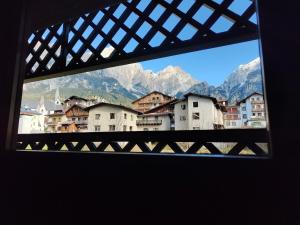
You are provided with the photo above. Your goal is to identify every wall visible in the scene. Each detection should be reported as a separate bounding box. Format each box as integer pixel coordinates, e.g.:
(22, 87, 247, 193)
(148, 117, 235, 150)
(136, 114, 171, 131)
(174, 100, 188, 130)
(88, 106, 138, 132)
(187, 96, 215, 130)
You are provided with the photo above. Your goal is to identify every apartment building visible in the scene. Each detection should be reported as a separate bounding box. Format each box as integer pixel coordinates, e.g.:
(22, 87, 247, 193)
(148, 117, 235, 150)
(173, 93, 225, 130)
(136, 112, 173, 131)
(46, 110, 67, 133)
(18, 109, 46, 134)
(86, 103, 140, 132)
(238, 92, 266, 128)
(132, 91, 174, 113)
(61, 104, 89, 132)
(224, 105, 242, 129)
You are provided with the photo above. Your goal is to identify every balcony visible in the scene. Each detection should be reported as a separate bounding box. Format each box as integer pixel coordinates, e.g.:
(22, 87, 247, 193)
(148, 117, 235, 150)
(250, 100, 264, 104)
(252, 108, 265, 112)
(136, 119, 162, 126)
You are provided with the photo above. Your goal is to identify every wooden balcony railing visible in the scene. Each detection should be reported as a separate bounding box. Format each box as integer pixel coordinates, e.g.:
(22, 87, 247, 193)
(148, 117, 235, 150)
(136, 119, 163, 126)
(17, 129, 269, 156)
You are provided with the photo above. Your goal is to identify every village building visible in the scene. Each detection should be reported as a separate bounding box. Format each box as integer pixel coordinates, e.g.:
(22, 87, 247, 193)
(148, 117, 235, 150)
(238, 92, 266, 128)
(18, 108, 45, 134)
(61, 104, 89, 132)
(136, 112, 173, 131)
(224, 105, 242, 129)
(63, 96, 89, 109)
(132, 91, 174, 113)
(46, 110, 67, 133)
(86, 103, 140, 132)
(173, 93, 225, 130)
(138, 99, 178, 131)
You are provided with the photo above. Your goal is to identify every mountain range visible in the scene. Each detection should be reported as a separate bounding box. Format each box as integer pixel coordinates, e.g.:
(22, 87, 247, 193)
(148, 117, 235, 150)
(22, 57, 263, 108)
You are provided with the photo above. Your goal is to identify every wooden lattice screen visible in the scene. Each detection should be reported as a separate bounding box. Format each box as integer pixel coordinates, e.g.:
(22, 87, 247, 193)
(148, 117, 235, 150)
(17, 129, 268, 156)
(25, 0, 258, 82)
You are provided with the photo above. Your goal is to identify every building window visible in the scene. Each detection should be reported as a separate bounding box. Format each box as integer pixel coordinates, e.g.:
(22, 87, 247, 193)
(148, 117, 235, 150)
(242, 106, 246, 111)
(144, 128, 149, 131)
(153, 128, 159, 131)
(110, 113, 115, 119)
(155, 116, 159, 120)
(95, 125, 101, 132)
(109, 125, 116, 131)
(232, 122, 236, 126)
(124, 113, 127, 119)
(192, 112, 200, 120)
(243, 114, 247, 119)
(72, 118, 75, 121)
(193, 102, 198, 108)
(258, 113, 262, 117)
(226, 121, 230, 126)
(129, 126, 133, 131)
(257, 97, 260, 101)
(83, 117, 87, 120)
(123, 125, 127, 131)
(180, 116, 186, 121)
(251, 97, 255, 101)
(181, 104, 186, 110)
(252, 113, 255, 116)
(95, 114, 100, 120)
(193, 127, 200, 130)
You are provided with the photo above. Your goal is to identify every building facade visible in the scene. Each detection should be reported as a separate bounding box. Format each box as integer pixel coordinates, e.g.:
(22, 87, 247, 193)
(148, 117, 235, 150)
(132, 91, 174, 113)
(18, 110, 46, 134)
(136, 112, 173, 131)
(224, 105, 242, 129)
(238, 92, 266, 128)
(46, 110, 67, 133)
(174, 93, 225, 130)
(87, 103, 140, 132)
(61, 105, 89, 132)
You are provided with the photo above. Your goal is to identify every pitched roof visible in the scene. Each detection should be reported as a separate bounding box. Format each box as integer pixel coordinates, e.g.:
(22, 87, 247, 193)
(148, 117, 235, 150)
(131, 91, 173, 104)
(183, 92, 218, 104)
(237, 92, 263, 105)
(64, 104, 88, 113)
(64, 96, 88, 102)
(85, 102, 141, 114)
(143, 99, 177, 114)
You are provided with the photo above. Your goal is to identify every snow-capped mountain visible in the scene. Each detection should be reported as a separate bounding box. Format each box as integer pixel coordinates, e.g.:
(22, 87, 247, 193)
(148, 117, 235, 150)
(22, 57, 263, 106)
(181, 57, 263, 103)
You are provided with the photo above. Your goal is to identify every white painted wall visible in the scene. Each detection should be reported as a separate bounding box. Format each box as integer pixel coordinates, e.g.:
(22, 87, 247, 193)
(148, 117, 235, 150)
(174, 96, 222, 130)
(88, 105, 138, 132)
(136, 114, 171, 131)
(18, 114, 46, 134)
(174, 101, 188, 130)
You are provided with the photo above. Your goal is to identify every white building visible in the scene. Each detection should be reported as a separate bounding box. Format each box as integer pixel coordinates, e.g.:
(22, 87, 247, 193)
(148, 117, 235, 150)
(238, 92, 266, 128)
(18, 109, 45, 134)
(136, 112, 173, 131)
(86, 103, 140, 132)
(173, 93, 225, 130)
